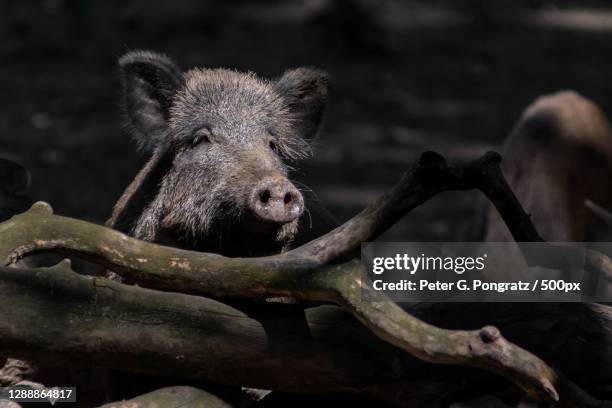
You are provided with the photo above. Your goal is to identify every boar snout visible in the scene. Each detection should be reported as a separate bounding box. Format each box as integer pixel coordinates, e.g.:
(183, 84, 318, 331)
(250, 176, 304, 224)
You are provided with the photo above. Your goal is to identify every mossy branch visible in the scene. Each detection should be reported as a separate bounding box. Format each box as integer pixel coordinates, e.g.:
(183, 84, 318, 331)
(2, 151, 611, 405)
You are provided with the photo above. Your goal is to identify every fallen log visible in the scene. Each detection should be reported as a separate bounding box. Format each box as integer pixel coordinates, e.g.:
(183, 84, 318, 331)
(1, 151, 611, 407)
(0, 260, 468, 407)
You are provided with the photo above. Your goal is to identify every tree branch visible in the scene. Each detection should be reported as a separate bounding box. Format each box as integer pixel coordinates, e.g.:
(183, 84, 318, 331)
(0, 260, 434, 407)
(2, 151, 611, 405)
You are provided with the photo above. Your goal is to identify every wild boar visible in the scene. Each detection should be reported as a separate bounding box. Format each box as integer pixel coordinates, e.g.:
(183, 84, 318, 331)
(485, 90, 612, 242)
(108, 51, 336, 256)
(476, 91, 612, 406)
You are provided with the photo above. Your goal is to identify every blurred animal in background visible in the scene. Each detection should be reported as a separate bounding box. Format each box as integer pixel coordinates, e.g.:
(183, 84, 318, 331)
(485, 90, 612, 242)
(477, 91, 612, 405)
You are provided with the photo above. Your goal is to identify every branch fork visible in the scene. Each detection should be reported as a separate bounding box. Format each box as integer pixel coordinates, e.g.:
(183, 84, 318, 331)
(2, 151, 611, 405)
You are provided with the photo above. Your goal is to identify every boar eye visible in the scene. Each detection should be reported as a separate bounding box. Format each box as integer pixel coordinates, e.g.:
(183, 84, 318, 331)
(192, 128, 211, 147)
(269, 140, 280, 155)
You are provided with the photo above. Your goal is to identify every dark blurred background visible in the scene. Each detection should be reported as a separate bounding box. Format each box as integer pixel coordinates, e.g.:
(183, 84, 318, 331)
(2, 0, 612, 241)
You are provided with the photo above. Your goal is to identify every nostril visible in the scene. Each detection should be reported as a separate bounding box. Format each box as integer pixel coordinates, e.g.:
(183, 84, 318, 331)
(284, 192, 293, 204)
(259, 189, 271, 204)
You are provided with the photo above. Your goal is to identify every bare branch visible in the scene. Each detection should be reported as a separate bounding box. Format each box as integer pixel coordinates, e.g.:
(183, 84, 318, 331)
(2, 151, 612, 404)
(4, 260, 610, 407)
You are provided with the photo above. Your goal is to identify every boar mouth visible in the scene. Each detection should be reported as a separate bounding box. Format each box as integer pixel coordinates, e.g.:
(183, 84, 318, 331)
(157, 193, 300, 254)
(242, 210, 299, 238)
(202, 210, 298, 256)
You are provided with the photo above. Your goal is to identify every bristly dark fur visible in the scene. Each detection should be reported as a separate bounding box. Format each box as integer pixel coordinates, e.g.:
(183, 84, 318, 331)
(108, 50, 331, 257)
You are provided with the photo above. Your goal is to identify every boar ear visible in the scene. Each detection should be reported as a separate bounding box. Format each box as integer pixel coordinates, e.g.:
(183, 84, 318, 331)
(119, 51, 183, 153)
(275, 68, 331, 142)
